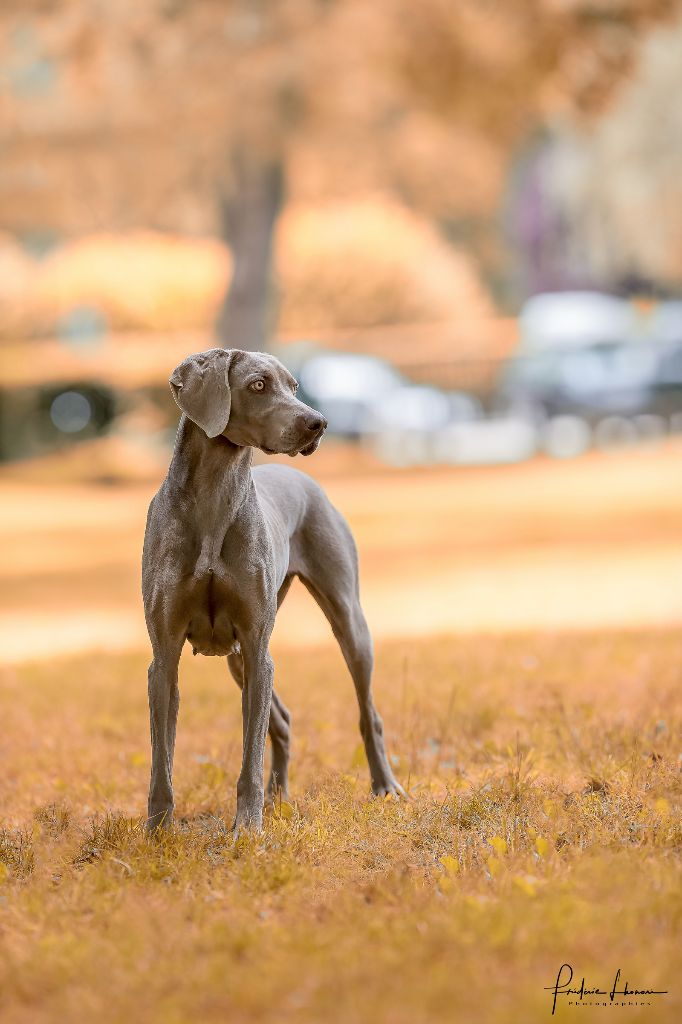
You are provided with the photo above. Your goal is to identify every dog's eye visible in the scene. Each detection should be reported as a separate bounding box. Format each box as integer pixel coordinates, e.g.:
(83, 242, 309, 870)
(250, 380, 265, 392)
(292, 380, 299, 393)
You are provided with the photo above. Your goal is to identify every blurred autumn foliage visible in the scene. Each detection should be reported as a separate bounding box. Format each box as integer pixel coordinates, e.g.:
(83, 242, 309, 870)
(0, 0, 680, 347)
(0, 198, 494, 339)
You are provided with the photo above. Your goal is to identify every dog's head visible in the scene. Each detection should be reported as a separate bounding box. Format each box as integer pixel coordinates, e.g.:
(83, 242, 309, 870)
(169, 348, 327, 457)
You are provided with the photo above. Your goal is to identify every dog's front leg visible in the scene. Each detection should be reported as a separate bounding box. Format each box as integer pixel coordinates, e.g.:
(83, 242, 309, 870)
(147, 639, 183, 830)
(233, 632, 274, 837)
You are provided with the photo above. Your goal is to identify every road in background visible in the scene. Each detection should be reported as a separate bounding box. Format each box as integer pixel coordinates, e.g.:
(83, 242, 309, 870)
(2, 441, 681, 663)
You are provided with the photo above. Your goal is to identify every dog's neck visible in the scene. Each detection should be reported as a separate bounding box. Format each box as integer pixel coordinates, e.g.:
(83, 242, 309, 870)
(166, 416, 253, 536)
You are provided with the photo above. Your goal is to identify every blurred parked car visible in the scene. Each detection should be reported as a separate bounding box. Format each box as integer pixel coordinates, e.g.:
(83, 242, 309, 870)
(296, 352, 404, 437)
(501, 342, 659, 418)
(649, 300, 682, 346)
(366, 384, 455, 466)
(499, 341, 664, 456)
(649, 302, 682, 418)
(435, 416, 538, 465)
(519, 291, 638, 351)
(369, 403, 536, 467)
(0, 381, 117, 461)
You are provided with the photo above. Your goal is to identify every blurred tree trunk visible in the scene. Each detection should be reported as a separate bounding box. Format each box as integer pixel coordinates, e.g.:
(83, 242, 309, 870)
(216, 151, 284, 352)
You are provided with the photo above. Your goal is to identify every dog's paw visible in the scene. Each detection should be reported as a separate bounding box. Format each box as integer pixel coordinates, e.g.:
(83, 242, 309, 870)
(372, 778, 408, 800)
(232, 805, 264, 842)
(145, 807, 174, 832)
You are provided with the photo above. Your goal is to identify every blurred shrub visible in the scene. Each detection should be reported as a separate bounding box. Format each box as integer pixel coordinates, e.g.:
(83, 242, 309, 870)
(277, 196, 493, 330)
(0, 232, 230, 339)
(0, 196, 493, 339)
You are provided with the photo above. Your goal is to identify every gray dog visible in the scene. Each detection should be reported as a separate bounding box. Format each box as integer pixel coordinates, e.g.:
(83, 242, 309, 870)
(142, 347, 404, 834)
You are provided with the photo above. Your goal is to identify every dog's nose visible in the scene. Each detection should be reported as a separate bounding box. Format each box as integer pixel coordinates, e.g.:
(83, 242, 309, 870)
(305, 413, 327, 433)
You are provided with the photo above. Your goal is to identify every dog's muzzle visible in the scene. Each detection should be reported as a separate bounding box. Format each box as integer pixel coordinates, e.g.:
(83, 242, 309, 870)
(288, 412, 327, 457)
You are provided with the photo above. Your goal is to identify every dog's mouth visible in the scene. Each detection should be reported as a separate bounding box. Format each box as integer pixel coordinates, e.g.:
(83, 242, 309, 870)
(287, 431, 325, 458)
(259, 438, 321, 457)
(260, 427, 325, 459)
(295, 436, 322, 457)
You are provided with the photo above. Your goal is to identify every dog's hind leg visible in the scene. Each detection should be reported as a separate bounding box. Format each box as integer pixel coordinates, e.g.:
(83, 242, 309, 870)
(299, 535, 404, 798)
(320, 594, 403, 797)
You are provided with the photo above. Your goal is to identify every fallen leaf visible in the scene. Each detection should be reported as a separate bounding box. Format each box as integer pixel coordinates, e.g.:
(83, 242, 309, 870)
(512, 874, 537, 896)
(439, 855, 459, 876)
(487, 856, 503, 878)
(535, 836, 549, 857)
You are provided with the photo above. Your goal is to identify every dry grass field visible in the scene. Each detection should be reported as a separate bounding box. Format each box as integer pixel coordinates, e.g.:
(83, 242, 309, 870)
(1, 443, 681, 1023)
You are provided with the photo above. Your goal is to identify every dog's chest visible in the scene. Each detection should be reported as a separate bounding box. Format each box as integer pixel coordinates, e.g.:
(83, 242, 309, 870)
(185, 566, 242, 658)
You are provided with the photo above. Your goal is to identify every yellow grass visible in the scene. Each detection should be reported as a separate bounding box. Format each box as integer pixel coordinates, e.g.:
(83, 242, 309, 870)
(1, 632, 681, 1023)
(1, 445, 681, 1022)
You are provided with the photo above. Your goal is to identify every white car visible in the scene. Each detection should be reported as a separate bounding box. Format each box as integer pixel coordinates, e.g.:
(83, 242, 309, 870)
(368, 386, 484, 466)
(519, 291, 638, 351)
(298, 353, 404, 437)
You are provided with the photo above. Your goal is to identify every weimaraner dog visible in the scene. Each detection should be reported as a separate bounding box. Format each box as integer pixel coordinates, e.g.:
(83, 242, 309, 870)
(142, 347, 404, 834)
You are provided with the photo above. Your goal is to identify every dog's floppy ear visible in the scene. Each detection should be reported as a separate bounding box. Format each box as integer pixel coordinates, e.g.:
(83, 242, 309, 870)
(169, 348, 233, 438)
